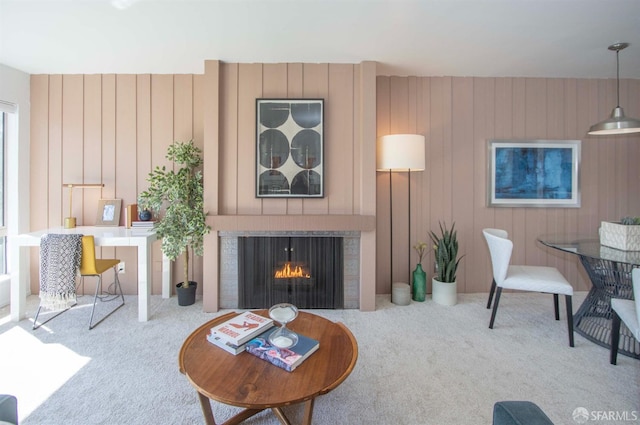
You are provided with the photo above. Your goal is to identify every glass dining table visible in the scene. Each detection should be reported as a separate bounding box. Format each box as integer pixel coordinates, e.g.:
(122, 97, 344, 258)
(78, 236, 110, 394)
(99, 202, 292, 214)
(538, 234, 640, 359)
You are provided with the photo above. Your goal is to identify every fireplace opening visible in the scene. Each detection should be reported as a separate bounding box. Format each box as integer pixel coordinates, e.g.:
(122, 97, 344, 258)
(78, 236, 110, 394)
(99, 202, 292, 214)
(238, 237, 344, 309)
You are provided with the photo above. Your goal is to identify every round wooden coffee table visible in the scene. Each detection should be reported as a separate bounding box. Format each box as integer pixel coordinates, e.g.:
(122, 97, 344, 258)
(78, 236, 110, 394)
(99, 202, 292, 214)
(179, 310, 358, 425)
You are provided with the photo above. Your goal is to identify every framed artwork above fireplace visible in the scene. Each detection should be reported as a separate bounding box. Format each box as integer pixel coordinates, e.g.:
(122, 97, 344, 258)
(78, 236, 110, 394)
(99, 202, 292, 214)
(256, 98, 324, 198)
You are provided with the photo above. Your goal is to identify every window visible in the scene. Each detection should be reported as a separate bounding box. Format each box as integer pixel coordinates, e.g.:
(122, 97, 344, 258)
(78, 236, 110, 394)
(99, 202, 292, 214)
(0, 112, 5, 274)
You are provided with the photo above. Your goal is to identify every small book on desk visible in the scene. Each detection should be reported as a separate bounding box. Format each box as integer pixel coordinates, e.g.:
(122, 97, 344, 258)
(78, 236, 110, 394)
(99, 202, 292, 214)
(245, 327, 320, 372)
(210, 311, 274, 346)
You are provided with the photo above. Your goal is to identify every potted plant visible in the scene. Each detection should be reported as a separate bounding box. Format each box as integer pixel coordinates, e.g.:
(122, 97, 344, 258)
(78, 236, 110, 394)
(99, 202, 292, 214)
(138, 139, 211, 306)
(429, 221, 464, 306)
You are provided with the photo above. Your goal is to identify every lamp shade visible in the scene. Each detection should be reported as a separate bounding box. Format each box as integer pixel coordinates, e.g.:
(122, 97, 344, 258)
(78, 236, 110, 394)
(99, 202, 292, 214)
(588, 106, 640, 135)
(376, 134, 426, 171)
(588, 42, 640, 136)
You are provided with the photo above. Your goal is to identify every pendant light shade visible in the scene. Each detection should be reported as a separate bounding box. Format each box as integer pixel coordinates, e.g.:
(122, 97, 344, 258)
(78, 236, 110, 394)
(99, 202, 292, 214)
(588, 42, 640, 136)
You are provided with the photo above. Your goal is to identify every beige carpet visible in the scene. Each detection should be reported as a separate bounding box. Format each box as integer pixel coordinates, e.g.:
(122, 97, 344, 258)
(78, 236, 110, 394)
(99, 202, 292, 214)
(0, 292, 638, 425)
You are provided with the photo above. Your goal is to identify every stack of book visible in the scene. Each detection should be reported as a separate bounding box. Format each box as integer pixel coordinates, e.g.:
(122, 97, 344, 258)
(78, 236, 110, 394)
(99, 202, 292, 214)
(206, 311, 274, 355)
(245, 328, 320, 372)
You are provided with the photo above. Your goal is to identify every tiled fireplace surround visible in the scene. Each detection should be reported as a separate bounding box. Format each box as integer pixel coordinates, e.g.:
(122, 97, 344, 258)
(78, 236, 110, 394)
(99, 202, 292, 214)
(219, 231, 361, 309)
(204, 215, 377, 312)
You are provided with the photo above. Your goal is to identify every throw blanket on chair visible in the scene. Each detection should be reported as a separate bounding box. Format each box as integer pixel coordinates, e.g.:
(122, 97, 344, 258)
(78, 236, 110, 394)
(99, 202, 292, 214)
(39, 234, 83, 310)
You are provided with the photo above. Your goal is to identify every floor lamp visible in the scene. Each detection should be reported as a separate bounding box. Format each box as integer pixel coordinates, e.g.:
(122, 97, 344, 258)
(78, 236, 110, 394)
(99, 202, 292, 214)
(376, 134, 426, 292)
(62, 183, 105, 228)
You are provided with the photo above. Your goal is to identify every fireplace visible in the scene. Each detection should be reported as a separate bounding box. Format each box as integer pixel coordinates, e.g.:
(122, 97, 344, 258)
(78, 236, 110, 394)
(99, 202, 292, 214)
(238, 237, 343, 309)
(219, 231, 360, 309)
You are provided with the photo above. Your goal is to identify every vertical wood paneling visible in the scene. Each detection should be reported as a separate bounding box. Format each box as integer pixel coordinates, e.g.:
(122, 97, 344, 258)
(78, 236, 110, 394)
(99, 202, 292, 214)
(451, 77, 474, 291)
(174, 74, 194, 142)
(327, 64, 354, 214)
(219, 63, 239, 215)
(83, 75, 103, 227)
(62, 75, 84, 225)
(151, 75, 174, 172)
(136, 75, 152, 196)
(237, 64, 263, 214)
(352, 65, 362, 214)
(376, 77, 391, 293)
(48, 75, 63, 230)
(28, 67, 640, 299)
(100, 74, 117, 265)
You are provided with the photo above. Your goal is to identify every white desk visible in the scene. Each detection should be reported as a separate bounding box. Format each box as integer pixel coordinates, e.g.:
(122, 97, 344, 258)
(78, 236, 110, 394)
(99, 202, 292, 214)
(10, 226, 171, 323)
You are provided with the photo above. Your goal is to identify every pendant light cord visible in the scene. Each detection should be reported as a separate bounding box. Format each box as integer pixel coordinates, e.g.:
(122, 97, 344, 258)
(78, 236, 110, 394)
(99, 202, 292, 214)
(616, 48, 621, 108)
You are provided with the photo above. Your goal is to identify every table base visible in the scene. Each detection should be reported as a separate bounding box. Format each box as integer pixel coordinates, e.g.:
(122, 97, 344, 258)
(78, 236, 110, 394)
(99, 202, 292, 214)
(576, 257, 640, 359)
(197, 391, 315, 425)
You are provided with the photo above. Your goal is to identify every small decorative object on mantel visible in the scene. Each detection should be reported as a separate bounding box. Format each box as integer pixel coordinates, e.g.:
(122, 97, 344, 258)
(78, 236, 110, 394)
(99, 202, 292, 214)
(600, 217, 640, 251)
(412, 242, 428, 302)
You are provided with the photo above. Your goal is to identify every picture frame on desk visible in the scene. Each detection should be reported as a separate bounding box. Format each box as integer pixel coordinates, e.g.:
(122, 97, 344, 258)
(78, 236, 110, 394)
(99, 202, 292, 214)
(487, 139, 581, 208)
(96, 199, 122, 226)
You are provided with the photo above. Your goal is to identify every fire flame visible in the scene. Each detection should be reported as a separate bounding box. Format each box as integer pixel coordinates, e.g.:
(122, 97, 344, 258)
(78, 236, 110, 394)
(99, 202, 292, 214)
(274, 263, 311, 279)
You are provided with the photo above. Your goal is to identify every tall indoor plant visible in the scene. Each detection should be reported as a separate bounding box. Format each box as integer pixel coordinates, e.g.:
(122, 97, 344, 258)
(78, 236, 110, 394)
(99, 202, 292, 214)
(429, 221, 464, 306)
(138, 139, 210, 306)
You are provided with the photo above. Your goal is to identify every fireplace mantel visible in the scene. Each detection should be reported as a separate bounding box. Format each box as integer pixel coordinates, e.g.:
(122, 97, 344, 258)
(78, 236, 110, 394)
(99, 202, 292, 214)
(207, 215, 376, 232)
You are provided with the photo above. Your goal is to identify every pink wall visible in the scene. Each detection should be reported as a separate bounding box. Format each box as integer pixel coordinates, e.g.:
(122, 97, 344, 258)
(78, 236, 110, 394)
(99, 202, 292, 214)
(376, 76, 640, 294)
(28, 66, 640, 303)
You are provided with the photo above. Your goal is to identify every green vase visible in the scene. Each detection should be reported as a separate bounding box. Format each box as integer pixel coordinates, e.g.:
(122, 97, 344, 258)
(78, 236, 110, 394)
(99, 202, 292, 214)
(412, 263, 427, 302)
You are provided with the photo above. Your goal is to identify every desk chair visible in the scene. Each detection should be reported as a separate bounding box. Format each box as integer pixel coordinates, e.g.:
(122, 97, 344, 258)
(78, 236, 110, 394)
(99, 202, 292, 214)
(483, 228, 574, 347)
(610, 268, 640, 365)
(80, 235, 125, 329)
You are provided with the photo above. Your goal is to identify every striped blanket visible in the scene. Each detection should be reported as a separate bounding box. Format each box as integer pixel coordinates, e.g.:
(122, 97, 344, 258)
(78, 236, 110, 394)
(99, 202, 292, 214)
(39, 234, 83, 311)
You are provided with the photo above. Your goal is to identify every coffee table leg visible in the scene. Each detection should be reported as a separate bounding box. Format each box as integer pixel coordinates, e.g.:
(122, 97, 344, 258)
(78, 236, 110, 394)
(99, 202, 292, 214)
(302, 398, 316, 425)
(272, 407, 292, 425)
(197, 391, 217, 425)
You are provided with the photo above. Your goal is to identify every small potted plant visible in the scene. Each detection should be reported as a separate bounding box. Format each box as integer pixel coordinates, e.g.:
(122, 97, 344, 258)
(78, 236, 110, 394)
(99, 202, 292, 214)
(138, 139, 211, 306)
(429, 221, 464, 306)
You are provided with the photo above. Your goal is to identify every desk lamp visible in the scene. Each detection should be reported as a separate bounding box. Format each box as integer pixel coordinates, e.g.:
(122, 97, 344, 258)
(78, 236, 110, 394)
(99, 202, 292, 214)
(62, 183, 104, 228)
(376, 134, 426, 291)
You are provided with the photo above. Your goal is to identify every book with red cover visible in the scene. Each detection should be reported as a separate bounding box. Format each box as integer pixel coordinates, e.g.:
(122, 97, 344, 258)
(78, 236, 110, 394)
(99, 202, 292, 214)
(244, 327, 320, 372)
(210, 311, 274, 346)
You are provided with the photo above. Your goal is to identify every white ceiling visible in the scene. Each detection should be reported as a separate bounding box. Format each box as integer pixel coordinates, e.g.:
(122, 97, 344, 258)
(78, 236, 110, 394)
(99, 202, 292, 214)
(1, 0, 640, 78)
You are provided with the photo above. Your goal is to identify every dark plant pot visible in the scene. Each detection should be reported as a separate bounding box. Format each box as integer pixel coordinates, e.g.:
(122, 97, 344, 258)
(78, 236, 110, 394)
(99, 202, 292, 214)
(176, 281, 197, 306)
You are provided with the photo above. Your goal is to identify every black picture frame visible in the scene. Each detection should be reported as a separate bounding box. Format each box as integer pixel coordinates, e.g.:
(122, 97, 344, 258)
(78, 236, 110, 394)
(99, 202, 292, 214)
(256, 99, 324, 198)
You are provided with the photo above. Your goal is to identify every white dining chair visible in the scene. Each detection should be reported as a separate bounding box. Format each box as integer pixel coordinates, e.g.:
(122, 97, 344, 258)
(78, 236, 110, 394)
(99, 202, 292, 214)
(610, 268, 640, 365)
(483, 228, 575, 347)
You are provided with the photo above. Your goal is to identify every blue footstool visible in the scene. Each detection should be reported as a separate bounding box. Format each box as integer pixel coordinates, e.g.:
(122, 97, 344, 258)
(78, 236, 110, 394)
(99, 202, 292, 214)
(493, 401, 554, 425)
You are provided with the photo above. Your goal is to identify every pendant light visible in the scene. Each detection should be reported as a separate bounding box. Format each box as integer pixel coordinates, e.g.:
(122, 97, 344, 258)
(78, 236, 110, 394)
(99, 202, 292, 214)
(588, 42, 640, 135)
